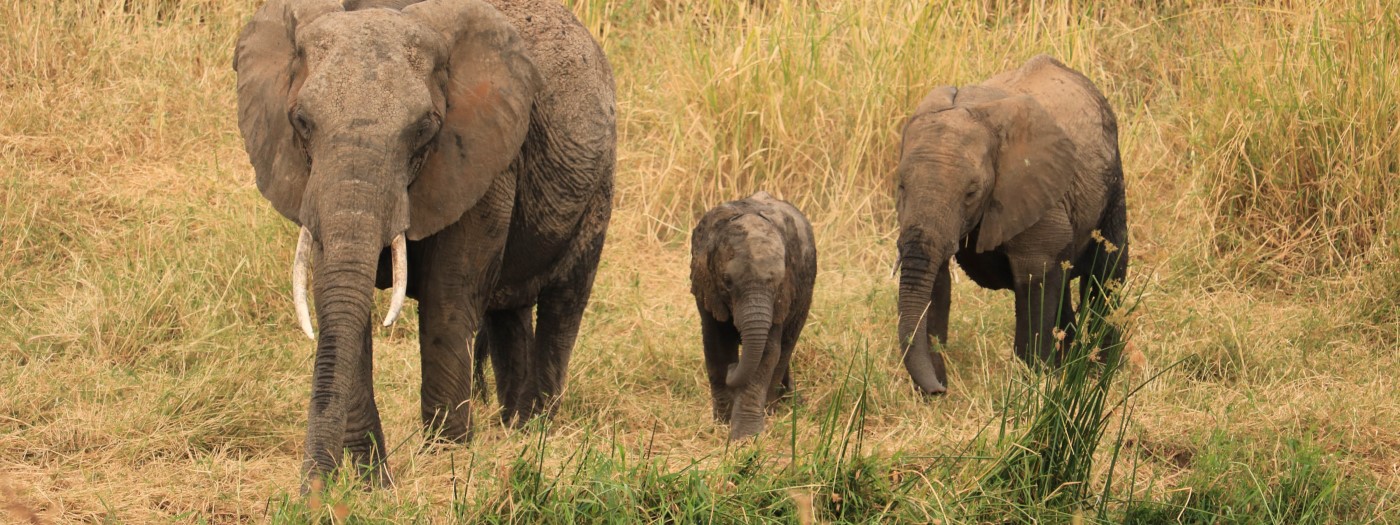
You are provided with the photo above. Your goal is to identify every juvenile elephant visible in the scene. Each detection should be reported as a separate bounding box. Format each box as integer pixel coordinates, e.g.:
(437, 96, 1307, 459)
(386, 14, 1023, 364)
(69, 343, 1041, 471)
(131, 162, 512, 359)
(691, 192, 817, 440)
(894, 55, 1127, 395)
(234, 0, 614, 485)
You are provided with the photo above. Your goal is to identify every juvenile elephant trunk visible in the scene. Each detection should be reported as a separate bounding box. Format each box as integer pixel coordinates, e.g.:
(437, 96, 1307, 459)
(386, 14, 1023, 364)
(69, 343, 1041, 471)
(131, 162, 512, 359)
(726, 291, 774, 388)
(897, 237, 949, 395)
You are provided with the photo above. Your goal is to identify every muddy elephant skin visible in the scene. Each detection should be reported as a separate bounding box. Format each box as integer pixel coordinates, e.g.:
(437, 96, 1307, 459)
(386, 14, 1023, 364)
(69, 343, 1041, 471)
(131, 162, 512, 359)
(690, 192, 817, 440)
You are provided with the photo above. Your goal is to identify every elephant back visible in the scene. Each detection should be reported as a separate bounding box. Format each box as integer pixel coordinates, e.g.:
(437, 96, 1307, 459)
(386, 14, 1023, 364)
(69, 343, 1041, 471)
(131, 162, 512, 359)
(982, 54, 1120, 185)
(491, 0, 618, 288)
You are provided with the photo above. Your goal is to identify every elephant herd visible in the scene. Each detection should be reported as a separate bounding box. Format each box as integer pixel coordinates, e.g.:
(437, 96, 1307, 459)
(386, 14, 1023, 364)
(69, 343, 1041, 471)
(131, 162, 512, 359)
(233, 0, 1128, 487)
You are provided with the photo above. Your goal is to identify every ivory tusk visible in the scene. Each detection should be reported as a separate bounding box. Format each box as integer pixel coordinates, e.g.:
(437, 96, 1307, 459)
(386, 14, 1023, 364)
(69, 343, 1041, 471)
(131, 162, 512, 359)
(293, 226, 315, 340)
(382, 233, 407, 327)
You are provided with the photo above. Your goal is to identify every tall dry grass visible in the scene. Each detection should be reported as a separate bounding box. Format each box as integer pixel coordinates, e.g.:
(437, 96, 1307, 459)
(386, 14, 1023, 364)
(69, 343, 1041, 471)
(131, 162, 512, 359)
(1, 0, 1397, 521)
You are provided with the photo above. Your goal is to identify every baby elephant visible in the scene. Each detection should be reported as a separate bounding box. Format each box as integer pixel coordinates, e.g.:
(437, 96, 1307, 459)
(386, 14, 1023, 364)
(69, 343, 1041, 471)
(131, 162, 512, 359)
(691, 192, 817, 440)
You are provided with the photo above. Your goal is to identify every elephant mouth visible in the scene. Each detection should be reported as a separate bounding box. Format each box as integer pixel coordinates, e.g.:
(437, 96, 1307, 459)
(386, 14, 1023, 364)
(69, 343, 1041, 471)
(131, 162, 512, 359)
(291, 227, 408, 339)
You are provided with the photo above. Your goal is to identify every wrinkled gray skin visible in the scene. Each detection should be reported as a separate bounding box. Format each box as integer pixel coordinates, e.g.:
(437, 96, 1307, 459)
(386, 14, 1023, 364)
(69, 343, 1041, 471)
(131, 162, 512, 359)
(234, 0, 614, 486)
(691, 192, 817, 440)
(895, 55, 1127, 395)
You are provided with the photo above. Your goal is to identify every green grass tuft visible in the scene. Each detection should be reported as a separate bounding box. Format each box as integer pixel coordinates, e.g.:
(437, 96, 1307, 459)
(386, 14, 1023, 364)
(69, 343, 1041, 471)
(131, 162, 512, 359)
(2, 0, 1398, 522)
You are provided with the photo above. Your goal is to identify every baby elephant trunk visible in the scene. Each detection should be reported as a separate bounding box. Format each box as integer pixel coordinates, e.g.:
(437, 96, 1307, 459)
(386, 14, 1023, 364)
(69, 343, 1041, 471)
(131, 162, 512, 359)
(726, 291, 774, 388)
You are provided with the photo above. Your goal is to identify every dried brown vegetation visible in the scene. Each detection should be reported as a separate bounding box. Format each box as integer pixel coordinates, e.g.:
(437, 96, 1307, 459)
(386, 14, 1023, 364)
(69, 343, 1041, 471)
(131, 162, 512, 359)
(1, 0, 1396, 521)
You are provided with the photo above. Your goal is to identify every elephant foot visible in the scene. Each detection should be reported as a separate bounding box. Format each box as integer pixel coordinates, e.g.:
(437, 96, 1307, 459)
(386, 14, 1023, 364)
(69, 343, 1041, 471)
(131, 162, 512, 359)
(356, 462, 393, 491)
(711, 391, 735, 421)
(422, 406, 473, 444)
(424, 427, 471, 445)
(501, 411, 527, 429)
(728, 422, 764, 442)
(712, 404, 734, 423)
(502, 391, 564, 430)
(766, 390, 801, 413)
(502, 407, 553, 431)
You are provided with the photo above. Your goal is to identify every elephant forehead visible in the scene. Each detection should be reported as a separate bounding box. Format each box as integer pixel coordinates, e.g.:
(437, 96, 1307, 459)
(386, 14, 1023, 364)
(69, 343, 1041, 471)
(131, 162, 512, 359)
(901, 116, 994, 172)
(724, 215, 785, 279)
(906, 111, 989, 150)
(298, 11, 442, 124)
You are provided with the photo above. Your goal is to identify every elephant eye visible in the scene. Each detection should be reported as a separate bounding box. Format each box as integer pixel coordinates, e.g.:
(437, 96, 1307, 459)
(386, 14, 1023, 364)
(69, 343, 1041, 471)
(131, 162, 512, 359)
(290, 106, 313, 140)
(412, 112, 441, 151)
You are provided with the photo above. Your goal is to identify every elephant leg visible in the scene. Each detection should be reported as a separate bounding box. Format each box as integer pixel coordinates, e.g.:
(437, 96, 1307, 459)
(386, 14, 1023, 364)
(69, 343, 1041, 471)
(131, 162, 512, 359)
(1077, 259, 1123, 361)
(301, 246, 382, 492)
(1057, 286, 1078, 352)
(1081, 251, 1126, 312)
(729, 323, 784, 440)
(766, 322, 804, 411)
(1079, 182, 1129, 357)
(765, 344, 794, 413)
(483, 307, 533, 427)
(520, 239, 604, 423)
(701, 311, 739, 422)
(1011, 258, 1068, 367)
(416, 179, 513, 442)
(417, 289, 480, 443)
(1084, 177, 1130, 305)
(341, 320, 390, 486)
(930, 260, 952, 345)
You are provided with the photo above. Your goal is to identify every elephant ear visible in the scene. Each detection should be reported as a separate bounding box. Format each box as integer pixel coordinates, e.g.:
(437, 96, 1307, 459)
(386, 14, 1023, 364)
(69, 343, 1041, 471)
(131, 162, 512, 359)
(691, 207, 736, 322)
(403, 0, 541, 240)
(343, 0, 420, 10)
(967, 95, 1077, 252)
(911, 85, 959, 117)
(233, 0, 343, 223)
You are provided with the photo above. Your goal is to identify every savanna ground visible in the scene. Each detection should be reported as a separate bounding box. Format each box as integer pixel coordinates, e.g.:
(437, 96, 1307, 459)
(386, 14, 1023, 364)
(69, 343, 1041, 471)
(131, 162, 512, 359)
(2, 0, 1398, 522)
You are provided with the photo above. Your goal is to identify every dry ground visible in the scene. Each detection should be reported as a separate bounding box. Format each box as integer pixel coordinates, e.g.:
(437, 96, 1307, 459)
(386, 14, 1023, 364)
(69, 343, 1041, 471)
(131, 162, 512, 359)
(1, 0, 1397, 522)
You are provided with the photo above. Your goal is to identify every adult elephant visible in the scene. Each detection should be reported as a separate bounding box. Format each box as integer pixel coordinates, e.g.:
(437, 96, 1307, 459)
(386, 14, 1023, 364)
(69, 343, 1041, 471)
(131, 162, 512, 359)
(234, 0, 614, 485)
(894, 55, 1127, 395)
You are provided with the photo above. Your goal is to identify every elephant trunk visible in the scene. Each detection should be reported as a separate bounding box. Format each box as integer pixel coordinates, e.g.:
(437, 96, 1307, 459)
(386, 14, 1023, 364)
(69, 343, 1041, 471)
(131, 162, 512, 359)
(726, 291, 774, 388)
(302, 208, 381, 478)
(291, 229, 404, 337)
(897, 234, 949, 395)
(297, 150, 403, 483)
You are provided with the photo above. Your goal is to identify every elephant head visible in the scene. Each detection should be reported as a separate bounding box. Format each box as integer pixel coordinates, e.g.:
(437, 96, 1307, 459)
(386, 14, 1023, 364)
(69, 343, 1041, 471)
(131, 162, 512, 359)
(894, 85, 1078, 394)
(691, 205, 792, 391)
(233, 0, 538, 478)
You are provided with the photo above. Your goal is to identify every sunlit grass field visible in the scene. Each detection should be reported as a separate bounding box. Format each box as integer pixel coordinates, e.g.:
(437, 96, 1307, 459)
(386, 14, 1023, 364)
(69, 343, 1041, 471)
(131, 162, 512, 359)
(2, 0, 1397, 522)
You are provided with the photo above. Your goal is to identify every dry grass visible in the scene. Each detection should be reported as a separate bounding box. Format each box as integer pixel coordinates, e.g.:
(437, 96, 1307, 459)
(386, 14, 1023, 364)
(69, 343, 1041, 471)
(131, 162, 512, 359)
(1, 0, 1397, 522)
